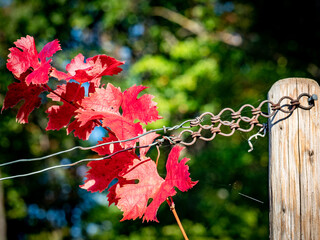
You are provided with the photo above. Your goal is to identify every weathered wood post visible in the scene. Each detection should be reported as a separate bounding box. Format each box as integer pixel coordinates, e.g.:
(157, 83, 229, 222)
(268, 78, 320, 239)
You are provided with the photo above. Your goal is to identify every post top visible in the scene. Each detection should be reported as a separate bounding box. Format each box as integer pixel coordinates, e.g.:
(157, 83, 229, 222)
(269, 78, 319, 96)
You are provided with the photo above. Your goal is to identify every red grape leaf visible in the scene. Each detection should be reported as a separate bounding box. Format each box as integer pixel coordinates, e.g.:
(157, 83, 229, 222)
(139, 130, 160, 158)
(143, 146, 198, 222)
(115, 158, 165, 221)
(80, 84, 122, 113)
(67, 119, 98, 140)
(25, 60, 52, 85)
(115, 146, 197, 222)
(101, 114, 143, 148)
(38, 39, 62, 62)
(89, 77, 102, 88)
(66, 53, 90, 76)
(7, 36, 61, 85)
(80, 137, 136, 193)
(122, 85, 162, 124)
(74, 110, 108, 126)
(46, 82, 84, 130)
(75, 83, 160, 146)
(89, 55, 124, 77)
(76, 110, 143, 147)
(46, 105, 73, 130)
(7, 35, 39, 78)
(50, 67, 69, 80)
(46, 81, 98, 140)
(81, 136, 134, 204)
(92, 135, 123, 156)
(107, 177, 134, 206)
(1, 77, 44, 123)
(66, 54, 124, 84)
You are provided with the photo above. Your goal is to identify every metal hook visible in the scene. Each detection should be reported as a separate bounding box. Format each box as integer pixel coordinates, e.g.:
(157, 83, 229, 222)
(248, 123, 267, 152)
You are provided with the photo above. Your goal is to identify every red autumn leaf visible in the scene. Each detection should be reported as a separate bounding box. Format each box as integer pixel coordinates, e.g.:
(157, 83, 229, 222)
(122, 85, 162, 124)
(75, 83, 160, 146)
(139, 130, 160, 158)
(143, 146, 198, 222)
(67, 119, 98, 141)
(115, 146, 197, 222)
(80, 137, 137, 193)
(92, 135, 123, 156)
(25, 60, 52, 85)
(45, 82, 98, 140)
(66, 53, 91, 76)
(74, 110, 107, 126)
(115, 158, 165, 221)
(50, 67, 69, 80)
(90, 55, 125, 77)
(65, 54, 124, 84)
(1, 76, 44, 124)
(74, 84, 123, 128)
(102, 114, 143, 148)
(7, 35, 61, 85)
(75, 110, 143, 147)
(7, 36, 38, 78)
(46, 82, 84, 131)
(80, 84, 122, 113)
(38, 40, 62, 62)
(107, 177, 135, 206)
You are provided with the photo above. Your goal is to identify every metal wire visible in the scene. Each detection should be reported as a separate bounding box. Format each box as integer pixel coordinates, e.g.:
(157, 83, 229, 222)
(0, 92, 316, 181)
(0, 142, 158, 181)
(0, 119, 193, 168)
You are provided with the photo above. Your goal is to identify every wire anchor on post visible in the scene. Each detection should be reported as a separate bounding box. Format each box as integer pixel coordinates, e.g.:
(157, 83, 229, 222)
(247, 123, 267, 152)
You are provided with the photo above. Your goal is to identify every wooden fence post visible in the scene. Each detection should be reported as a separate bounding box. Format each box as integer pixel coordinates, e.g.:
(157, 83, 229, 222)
(268, 78, 320, 239)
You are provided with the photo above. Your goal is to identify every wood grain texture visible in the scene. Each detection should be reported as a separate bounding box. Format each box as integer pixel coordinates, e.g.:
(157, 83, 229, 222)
(268, 78, 320, 240)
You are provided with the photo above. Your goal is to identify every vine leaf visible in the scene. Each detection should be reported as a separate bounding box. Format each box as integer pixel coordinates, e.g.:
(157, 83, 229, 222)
(80, 135, 137, 193)
(115, 146, 198, 222)
(7, 35, 61, 85)
(46, 82, 98, 140)
(4, 35, 198, 225)
(75, 83, 161, 147)
(81, 129, 160, 207)
(139, 130, 160, 158)
(66, 118, 97, 140)
(116, 158, 165, 221)
(79, 84, 122, 113)
(1, 72, 44, 123)
(45, 82, 99, 140)
(46, 82, 84, 130)
(122, 85, 162, 124)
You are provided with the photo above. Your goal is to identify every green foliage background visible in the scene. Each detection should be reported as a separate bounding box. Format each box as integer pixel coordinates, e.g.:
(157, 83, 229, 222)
(0, 0, 319, 239)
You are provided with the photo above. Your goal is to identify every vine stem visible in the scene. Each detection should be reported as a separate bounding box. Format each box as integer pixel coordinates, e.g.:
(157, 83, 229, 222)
(166, 197, 189, 240)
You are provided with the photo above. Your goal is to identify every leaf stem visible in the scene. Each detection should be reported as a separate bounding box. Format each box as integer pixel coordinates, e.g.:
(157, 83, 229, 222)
(155, 145, 160, 167)
(166, 198, 189, 240)
(44, 84, 78, 107)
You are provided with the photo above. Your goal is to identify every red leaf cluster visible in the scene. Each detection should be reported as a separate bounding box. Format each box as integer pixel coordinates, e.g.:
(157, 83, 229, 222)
(82, 145, 197, 222)
(51, 53, 124, 86)
(1, 71, 44, 123)
(7, 35, 61, 85)
(2, 35, 198, 223)
(76, 83, 161, 145)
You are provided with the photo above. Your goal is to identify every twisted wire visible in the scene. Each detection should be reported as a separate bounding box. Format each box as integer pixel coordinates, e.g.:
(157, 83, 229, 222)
(0, 92, 316, 181)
